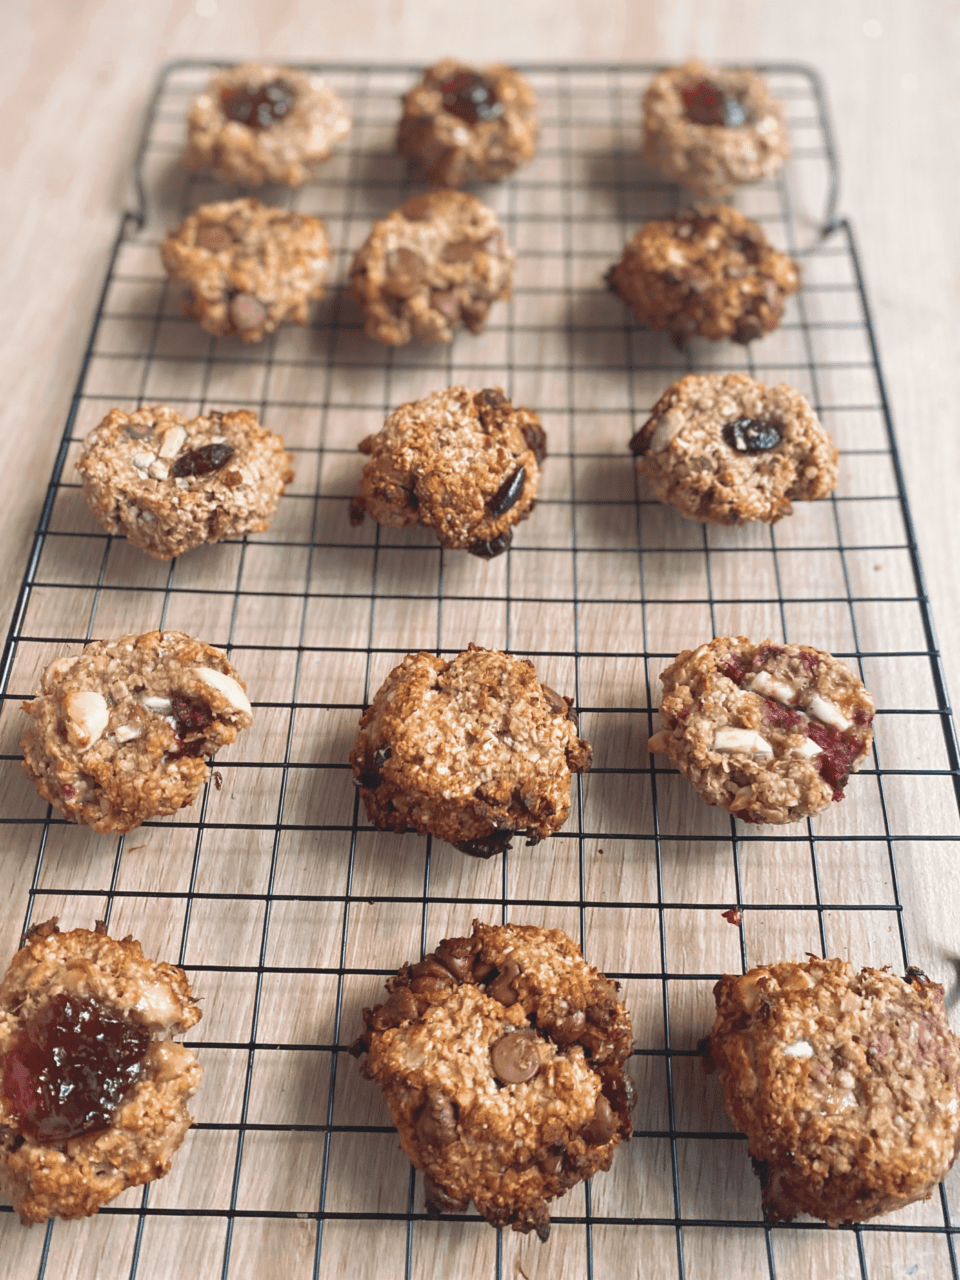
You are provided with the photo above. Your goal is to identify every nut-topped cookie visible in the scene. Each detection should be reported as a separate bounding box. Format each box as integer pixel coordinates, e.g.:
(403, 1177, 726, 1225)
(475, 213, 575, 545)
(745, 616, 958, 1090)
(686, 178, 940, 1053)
(351, 920, 634, 1240)
(351, 385, 545, 557)
(184, 62, 351, 186)
(350, 645, 592, 857)
(21, 630, 253, 833)
(606, 205, 800, 346)
(648, 636, 875, 824)
(397, 58, 539, 187)
(706, 959, 960, 1225)
(160, 197, 330, 342)
(642, 60, 790, 199)
(0, 918, 202, 1225)
(629, 373, 838, 524)
(348, 190, 514, 346)
(77, 403, 294, 559)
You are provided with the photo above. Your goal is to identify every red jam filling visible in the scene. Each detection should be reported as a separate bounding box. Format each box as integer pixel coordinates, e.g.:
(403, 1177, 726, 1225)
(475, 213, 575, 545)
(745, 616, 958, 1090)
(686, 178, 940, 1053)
(438, 71, 504, 124)
(221, 78, 297, 130)
(2, 993, 149, 1143)
(681, 79, 751, 128)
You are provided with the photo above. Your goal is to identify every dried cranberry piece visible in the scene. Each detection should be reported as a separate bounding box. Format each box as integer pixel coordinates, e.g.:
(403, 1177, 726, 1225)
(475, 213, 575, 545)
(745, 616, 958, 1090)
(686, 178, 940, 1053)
(488, 467, 526, 518)
(221, 78, 297, 129)
(439, 71, 504, 124)
(457, 829, 515, 858)
(467, 530, 513, 559)
(681, 79, 751, 128)
(2, 993, 149, 1143)
(761, 699, 803, 734)
(806, 721, 863, 799)
(795, 650, 821, 674)
(717, 654, 748, 684)
(722, 418, 783, 454)
(753, 644, 785, 669)
(170, 443, 235, 478)
(171, 694, 213, 736)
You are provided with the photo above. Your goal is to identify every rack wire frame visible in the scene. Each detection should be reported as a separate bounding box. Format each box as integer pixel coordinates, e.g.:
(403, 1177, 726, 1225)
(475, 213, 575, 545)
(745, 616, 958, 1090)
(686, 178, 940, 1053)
(1, 60, 958, 1280)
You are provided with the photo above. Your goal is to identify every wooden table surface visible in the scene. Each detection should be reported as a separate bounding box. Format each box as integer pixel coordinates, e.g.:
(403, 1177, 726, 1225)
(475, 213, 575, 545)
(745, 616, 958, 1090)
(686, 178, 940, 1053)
(2, 3, 959, 1278)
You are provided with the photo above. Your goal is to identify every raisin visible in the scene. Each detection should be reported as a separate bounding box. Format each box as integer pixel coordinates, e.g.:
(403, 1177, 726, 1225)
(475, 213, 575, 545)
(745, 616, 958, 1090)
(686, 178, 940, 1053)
(456, 829, 515, 858)
(171, 694, 213, 736)
(520, 417, 547, 464)
(681, 79, 751, 128)
(2, 993, 149, 1143)
(438, 70, 504, 124)
(221, 78, 297, 129)
(467, 530, 513, 559)
(170, 443, 235, 478)
(722, 417, 783, 454)
(488, 467, 526, 518)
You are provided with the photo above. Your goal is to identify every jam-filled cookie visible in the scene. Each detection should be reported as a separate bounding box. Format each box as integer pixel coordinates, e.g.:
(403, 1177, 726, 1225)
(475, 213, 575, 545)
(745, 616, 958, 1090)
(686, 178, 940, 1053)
(0, 919, 202, 1225)
(706, 959, 960, 1224)
(351, 385, 545, 557)
(351, 920, 634, 1240)
(629, 373, 837, 524)
(350, 645, 591, 857)
(648, 636, 875, 824)
(397, 58, 538, 187)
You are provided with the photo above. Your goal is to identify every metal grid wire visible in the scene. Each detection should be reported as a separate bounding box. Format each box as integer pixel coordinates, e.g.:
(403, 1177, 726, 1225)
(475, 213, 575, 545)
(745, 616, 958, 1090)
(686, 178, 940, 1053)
(1, 61, 959, 1280)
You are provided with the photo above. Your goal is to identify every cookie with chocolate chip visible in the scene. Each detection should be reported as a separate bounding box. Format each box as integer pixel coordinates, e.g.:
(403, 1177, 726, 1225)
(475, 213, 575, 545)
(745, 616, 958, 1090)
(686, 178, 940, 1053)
(351, 386, 545, 556)
(642, 60, 790, 199)
(397, 58, 539, 187)
(160, 197, 330, 342)
(350, 644, 591, 856)
(606, 205, 800, 345)
(77, 403, 294, 559)
(648, 636, 874, 824)
(184, 62, 351, 187)
(351, 920, 634, 1240)
(706, 959, 960, 1225)
(20, 630, 253, 833)
(629, 373, 837, 524)
(348, 190, 514, 346)
(0, 918, 202, 1225)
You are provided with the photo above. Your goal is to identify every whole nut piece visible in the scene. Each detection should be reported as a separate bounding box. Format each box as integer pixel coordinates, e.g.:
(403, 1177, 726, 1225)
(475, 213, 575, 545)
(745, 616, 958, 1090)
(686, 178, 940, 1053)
(490, 1030, 541, 1084)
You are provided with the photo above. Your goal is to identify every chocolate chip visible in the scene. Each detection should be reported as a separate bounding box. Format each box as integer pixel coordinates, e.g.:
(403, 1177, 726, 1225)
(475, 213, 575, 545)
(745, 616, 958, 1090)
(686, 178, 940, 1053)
(229, 292, 267, 332)
(369, 985, 418, 1030)
(410, 957, 453, 982)
(490, 1030, 540, 1084)
(472, 956, 495, 983)
(423, 1173, 468, 1215)
(486, 959, 521, 1006)
(400, 194, 435, 222)
(456, 828, 514, 857)
(385, 247, 426, 296)
(441, 238, 477, 263)
(551, 1009, 586, 1046)
(434, 937, 477, 982)
(539, 1149, 564, 1176)
(430, 288, 460, 321)
(349, 496, 366, 526)
(438, 70, 504, 124)
(415, 1086, 457, 1146)
(541, 684, 567, 716)
(722, 417, 783, 454)
(581, 1094, 615, 1146)
(410, 975, 454, 995)
(467, 530, 513, 559)
(488, 466, 526, 518)
(195, 224, 234, 252)
(520, 417, 547, 465)
(169, 442, 235, 479)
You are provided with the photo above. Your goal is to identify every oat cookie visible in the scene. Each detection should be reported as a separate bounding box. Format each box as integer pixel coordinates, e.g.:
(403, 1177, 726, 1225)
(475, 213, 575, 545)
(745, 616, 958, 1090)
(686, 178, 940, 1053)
(351, 920, 634, 1239)
(351, 386, 545, 557)
(706, 959, 960, 1225)
(0, 918, 202, 1225)
(348, 190, 513, 346)
(77, 404, 294, 560)
(642, 60, 790, 199)
(184, 62, 351, 187)
(21, 630, 253, 834)
(350, 645, 592, 857)
(648, 636, 874, 824)
(160, 197, 330, 342)
(606, 205, 800, 345)
(629, 373, 838, 524)
(397, 58, 538, 187)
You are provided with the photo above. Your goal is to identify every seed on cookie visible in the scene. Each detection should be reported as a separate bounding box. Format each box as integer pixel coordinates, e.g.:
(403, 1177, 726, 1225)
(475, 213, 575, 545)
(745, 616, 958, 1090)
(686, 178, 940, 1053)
(20, 630, 253, 833)
(184, 62, 351, 186)
(629, 373, 838, 524)
(606, 204, 800, 346)
(160, 197, 330, 343)
(348, 190, 514, 346)
(351, 386, 544, 556)
(349, 645, 592, 856)
(0, 918, 202, 1225)
(350, 920, 634, 1240)
(76, 403, 293, 560)
(642, 60, 790, 199)
(706, 958, 960, 1225)
(397, 58, 539, 187)
(648, 636, 875, 824)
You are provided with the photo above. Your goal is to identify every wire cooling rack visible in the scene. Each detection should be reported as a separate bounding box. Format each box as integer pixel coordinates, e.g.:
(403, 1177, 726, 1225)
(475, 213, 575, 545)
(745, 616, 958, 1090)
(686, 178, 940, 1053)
(1, 61, 958, 1280)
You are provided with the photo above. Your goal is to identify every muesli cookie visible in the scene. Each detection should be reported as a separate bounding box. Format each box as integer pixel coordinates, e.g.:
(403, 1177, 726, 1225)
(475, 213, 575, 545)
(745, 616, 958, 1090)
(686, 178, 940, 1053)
(184, 62, 351, 186)
(606, 205, 800, 345)
(629, 373, 838, 524)
(642, 60, 790, 199)
(706, 959, 960, 1225)
(348, 190, 513, 346)
(397, 58, 538, 187)
(350, 645, 592, 857)
(351, 386, 545, 557)
(20, 630, 253, 834)
(0, 918, 202, 1225)
(77, 403, 294, 560)
(160, 197, 330, 342)
(350, 920, 634, 1240)
(648, 636, 874, 824)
